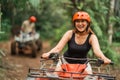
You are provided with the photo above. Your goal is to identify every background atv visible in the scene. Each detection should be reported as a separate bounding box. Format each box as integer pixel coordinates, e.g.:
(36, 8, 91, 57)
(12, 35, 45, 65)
(11, 32, 42, 58)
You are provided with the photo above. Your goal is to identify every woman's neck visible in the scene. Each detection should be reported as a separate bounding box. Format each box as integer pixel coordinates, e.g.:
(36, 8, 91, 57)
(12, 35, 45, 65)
(76, 30, 88, 36)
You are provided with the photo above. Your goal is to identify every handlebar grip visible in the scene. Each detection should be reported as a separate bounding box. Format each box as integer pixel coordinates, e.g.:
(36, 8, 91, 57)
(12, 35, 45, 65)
(49, 53, 59, 60)
(40, 53, 59, 60)
(97, 58, 114, 66)
(49, 53, 55, 58)
(110, 62, 114, 65)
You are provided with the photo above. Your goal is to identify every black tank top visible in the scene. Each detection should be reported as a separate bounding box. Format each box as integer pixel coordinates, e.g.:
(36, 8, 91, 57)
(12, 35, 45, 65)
(64, 33, 92, 64)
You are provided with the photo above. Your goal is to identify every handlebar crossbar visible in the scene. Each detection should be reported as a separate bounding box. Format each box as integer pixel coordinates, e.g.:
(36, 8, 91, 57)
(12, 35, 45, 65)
(41, 53, 114, 66)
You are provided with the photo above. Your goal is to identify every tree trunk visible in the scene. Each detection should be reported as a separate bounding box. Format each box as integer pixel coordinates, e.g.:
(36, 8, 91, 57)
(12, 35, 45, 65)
(114, 0, 120, 16)
(108, 0, 115, 45)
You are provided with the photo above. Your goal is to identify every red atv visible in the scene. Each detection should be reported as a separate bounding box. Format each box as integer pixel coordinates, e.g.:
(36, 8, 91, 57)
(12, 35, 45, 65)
(26, 53, 116, 80)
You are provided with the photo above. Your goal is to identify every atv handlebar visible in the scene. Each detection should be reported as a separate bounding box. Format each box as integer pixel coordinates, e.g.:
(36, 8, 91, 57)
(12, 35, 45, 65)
(41, 53, 114, 66)
(86, 58, 114, 66)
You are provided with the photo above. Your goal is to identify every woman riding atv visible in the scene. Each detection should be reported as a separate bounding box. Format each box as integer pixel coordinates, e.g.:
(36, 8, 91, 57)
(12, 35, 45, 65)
(42, 11, 111, 75)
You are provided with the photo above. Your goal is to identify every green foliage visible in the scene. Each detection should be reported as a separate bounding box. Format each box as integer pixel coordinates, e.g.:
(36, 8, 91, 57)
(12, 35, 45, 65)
(113, 31, 120, 42)
(91, 18, 103, 38)
(50, 21, 71, 53)
(99, 39, 120, 64)
(50, 21, 71, 46)
(29, 0, 40, 8)
(111, 42, 120, 64)
(104, 48, 120, 64)
(113, 16, 120, 42)
(69, 0, 120, 64)
(1, 0, 120, 64)
(0, 19, 11, 41)
(112, 42, 120, 47)
(37, 0, 71, 39)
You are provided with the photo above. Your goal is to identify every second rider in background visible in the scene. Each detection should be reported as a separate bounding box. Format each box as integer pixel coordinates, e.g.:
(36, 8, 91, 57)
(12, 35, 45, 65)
(21, 16, 36, 36)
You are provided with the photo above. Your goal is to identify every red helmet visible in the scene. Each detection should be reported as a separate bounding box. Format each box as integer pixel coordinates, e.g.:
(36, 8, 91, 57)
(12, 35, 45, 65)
(72, 11, 91, 23)
(29, 16, 36, 22)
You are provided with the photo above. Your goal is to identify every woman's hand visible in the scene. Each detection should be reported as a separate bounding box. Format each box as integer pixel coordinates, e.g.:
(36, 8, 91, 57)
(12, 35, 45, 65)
(103, 58, 111, 64)
(41, 53, 50, 59)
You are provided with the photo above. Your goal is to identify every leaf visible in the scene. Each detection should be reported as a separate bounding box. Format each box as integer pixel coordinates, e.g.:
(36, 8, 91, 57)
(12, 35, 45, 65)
(92, 18, 103, 37)
(29, 0, 40, 8)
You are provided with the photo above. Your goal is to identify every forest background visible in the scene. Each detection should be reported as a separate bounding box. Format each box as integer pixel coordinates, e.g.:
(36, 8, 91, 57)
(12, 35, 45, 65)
(0, 0, 120, 79)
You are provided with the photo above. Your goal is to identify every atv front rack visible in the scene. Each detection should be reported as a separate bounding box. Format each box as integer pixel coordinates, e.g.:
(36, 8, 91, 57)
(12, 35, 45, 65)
(27, 68, 116, 80)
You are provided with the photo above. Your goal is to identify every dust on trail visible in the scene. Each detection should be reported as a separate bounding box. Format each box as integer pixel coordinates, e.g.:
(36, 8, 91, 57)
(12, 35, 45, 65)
(0, 41, 50, 80)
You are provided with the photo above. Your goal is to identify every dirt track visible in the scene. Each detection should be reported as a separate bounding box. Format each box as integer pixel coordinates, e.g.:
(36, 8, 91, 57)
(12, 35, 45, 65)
(0, 41, 50, 80)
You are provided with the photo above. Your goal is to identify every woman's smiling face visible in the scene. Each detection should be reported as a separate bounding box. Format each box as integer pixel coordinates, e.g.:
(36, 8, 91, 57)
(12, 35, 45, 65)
(75, 19, 88, 33)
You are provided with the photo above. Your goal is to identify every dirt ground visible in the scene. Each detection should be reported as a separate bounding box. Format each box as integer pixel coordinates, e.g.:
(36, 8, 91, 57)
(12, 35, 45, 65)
(0, 41, 120, 80)
(0, 41, 50, 80)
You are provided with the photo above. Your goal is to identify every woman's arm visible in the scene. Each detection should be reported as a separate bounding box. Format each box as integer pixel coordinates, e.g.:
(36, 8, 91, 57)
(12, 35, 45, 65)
(90, 34, 111, 64)
(42, 30, 73, 58)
